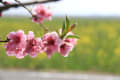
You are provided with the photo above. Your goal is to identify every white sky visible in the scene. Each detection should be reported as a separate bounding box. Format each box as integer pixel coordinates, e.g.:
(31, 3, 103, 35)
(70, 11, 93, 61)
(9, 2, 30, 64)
(3, 0, 120, 16)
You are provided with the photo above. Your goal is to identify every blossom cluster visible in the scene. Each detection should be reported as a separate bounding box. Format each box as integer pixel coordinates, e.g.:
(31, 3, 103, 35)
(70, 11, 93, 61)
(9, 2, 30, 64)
(1, 4, 79, 59)
(4, 30, 77, 59)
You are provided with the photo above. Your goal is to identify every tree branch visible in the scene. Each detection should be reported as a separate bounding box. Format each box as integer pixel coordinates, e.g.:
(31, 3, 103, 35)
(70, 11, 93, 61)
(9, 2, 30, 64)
(15, 0, 33, 16)
(0, 38, 9, 43)
(0, 0, 60, 11)
(0, 40, 8, 42)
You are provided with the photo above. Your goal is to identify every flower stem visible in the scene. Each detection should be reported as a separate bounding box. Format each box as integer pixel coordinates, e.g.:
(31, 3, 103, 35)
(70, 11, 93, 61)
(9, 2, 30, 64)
(40, 23, 49, 33)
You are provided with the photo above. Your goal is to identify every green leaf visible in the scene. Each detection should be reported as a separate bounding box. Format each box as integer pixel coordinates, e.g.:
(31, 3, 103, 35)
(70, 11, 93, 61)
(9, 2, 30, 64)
(60, 16, 71, 39)
(66, 35, 80, 39)
(62, 21, 65, 34)
(65, 16, 70, 31)
(62, 16, 70, 36)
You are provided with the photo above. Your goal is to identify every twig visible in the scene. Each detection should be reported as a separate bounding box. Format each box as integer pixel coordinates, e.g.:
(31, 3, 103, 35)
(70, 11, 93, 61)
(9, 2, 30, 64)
(0, 0, 60, 11)
(40, 23, 49, 33)
(0, 0, 59, 43)
(0, 39, 9, 43)
(15, 0, 49, 32)
(0, 40, 8, 42)
(15, 0, 33, 16)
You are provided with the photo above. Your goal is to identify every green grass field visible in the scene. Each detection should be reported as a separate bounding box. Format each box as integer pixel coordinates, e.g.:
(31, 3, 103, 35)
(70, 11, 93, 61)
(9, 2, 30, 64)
(0, 17, 120, 74)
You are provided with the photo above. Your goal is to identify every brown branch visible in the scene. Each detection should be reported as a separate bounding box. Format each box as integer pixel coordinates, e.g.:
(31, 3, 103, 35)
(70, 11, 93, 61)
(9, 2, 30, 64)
(0, 0, 60, 11)
(0, 39, 9, 43)
(15, 0, 33, 16)
(14, 0, 49, 32)
(0, 40, 8, 42)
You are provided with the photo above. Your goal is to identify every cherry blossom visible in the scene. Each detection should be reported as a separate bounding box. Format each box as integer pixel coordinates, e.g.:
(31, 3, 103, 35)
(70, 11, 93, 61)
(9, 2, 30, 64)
(24, 31, 43, 57)
(64, 38, 77, 46)
(42, 32, 61, 58)
(32, 5, 52, 24)
(58, 29, 78, 57)
(59, 42, 73, 57)
(4, 30, 26, 59)
(64, 31, 78, 45)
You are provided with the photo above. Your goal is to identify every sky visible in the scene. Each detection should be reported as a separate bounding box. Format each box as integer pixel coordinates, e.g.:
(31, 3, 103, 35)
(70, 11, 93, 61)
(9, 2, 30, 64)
(3, 0, 120, 16)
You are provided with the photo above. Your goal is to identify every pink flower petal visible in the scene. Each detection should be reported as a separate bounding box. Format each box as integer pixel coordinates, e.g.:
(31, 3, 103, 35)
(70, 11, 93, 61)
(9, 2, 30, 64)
(5, 30, 26, 59)
(42, 32, 61, 58)
(59, 42, 73, 57)
(32, 5, 52, 24)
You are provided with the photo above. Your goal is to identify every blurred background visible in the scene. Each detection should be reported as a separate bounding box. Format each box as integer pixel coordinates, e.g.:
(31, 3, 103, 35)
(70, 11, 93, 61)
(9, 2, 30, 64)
(1, 0, 120, 80)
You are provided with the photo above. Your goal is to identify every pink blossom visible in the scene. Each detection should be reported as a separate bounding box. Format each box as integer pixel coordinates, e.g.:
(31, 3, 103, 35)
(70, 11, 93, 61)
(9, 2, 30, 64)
(60, 33, 77, 57)
(4, 30, 26, 59)
(59, 42, 73, 57)
(32, 17, 44, 24)
(42, 32, 61, 58)
(32, 5, 52, 24)
(59, 29, 77, 45)
(58, 29, 77, 57)
(64, 38, 77, 46)
(24, 31, 43, 57)
(65, 32, 78, 45)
